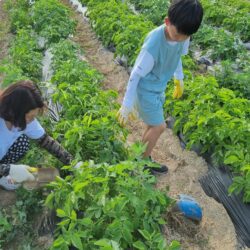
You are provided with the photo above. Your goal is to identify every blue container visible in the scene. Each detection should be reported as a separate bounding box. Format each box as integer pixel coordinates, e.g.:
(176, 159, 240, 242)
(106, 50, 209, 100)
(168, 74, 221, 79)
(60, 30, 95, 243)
(176, 194, 203, 221)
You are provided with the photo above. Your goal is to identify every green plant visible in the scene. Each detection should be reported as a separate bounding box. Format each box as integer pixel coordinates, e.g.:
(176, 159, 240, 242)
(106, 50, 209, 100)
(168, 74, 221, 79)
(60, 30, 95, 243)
(193, 24, 246, 61)
(31, 0, 76, 44)
(86, 0, 155, 65)
(10, 28, 43, 79)
(46, 148, 173, 249)
(165, 76, 250, 202)
(0, 188, 44, 248)
(0, 60, 27, 87)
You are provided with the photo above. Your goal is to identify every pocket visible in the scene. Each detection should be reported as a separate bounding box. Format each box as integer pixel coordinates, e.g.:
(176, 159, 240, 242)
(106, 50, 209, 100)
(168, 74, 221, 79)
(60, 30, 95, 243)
(138, 92, 157, 111)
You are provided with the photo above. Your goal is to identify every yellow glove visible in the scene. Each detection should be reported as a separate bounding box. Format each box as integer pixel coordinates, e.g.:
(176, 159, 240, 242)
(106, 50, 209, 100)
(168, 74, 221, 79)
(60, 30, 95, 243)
(173, 79, 184, 99)
(116, 106, 138, 127)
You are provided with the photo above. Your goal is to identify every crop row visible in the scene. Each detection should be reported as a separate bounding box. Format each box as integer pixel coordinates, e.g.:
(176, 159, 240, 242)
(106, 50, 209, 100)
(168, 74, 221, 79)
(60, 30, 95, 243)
(0, 0, 178, 249)
(79, 0, 250, 202)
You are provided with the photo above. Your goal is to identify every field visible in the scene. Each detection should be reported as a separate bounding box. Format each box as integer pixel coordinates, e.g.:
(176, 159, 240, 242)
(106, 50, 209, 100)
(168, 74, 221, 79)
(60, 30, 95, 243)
(0, 0, 249, 249)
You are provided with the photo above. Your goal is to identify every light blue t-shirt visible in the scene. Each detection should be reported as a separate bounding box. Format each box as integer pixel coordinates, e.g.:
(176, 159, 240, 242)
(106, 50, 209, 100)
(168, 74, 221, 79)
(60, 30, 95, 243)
(138, 24, 185, 94)
(0, 117, 45, 160)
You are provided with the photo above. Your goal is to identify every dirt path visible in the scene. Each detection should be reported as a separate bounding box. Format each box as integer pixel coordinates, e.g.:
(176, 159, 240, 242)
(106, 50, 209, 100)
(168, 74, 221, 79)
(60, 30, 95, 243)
(61, 1, 240, 249)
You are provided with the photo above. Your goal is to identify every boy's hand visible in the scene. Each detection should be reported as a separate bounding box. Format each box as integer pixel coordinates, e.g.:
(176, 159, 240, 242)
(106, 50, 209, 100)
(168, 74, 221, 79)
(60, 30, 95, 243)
(116, 106, 137, 126)
(9, 164, 35, 183)
(173, 79, 184, 99)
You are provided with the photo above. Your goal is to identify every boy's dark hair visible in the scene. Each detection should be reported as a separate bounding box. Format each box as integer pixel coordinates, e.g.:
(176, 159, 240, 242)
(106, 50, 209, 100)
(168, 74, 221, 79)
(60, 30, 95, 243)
(0, 80, 45, 130)
(168, 0, 203, 35)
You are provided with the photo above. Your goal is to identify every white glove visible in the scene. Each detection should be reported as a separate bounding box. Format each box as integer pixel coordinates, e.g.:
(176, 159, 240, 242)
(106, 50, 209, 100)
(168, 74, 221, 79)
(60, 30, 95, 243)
(9, 164, 35, 183)
(116, 105, 138, 126)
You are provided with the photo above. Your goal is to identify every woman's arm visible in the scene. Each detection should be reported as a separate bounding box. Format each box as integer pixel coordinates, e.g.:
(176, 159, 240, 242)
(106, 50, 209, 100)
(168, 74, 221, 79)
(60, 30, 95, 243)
(36, 133, 73, 165)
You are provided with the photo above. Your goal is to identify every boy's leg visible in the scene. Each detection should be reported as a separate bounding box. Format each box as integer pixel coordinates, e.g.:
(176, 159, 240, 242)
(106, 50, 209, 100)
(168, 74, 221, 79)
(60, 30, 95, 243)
(142, 123, 166, 158)
(142, 125, 151, 142)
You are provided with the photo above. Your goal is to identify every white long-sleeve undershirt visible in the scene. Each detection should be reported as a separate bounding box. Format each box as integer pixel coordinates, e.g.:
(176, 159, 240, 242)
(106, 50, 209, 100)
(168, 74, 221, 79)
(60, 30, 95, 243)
(122, 50, 154, 108)
(122, 38, 190, 109)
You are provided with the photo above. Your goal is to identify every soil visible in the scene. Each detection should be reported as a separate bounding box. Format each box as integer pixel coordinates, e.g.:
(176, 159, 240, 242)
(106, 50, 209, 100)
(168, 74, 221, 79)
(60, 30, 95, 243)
(0, 0, 243, 249)
(61, 1, 240, 249)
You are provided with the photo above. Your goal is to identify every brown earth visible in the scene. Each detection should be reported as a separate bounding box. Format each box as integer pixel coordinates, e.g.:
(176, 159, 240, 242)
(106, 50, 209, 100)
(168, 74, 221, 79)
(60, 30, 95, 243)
(61, 1, 240, 249)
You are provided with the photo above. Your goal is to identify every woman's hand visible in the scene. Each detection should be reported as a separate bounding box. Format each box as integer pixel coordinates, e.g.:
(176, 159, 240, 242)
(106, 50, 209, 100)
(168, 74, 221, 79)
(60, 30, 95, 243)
(9, 164, 35, 183)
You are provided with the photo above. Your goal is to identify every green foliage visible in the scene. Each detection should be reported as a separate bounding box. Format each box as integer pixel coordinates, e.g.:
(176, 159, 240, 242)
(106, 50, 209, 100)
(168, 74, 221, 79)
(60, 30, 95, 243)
(200, 0, 250, 41)
(165, 76, 250, 202)
(86, 0, 155, 66)
(51, 59, 102, 86)
(4, 0, 32, 33)
(10, 28, 43, 79)
(55, 114, 127, 164)
(0, 59, 28, 88)
(46, 154, 172, 249)
(127, 0, 170, 25)
(51, 61, 127, 163)
(0, 188, 44, 248)
(193, 24, 246, 61)
(0, 211, 13, 248)
(51, 40, 81, 71)
(31, 0, 76, 44)
(215, 60, 250, 99)
(229, 167, 250, 203)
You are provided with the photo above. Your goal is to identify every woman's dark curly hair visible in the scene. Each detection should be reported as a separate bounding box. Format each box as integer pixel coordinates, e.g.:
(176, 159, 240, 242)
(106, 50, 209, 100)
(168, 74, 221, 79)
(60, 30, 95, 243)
(0, 80, 45, 130)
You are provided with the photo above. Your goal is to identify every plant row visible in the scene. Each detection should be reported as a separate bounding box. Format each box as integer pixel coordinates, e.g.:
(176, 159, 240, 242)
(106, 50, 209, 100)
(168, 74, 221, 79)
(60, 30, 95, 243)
(200, 0, 250, 42)
(1, 0, 178, 249)
(123, 0, 250, 99)
(165, 76, 250, 202)
(78, 0, 250, 202)
(46, 24, 177, 250)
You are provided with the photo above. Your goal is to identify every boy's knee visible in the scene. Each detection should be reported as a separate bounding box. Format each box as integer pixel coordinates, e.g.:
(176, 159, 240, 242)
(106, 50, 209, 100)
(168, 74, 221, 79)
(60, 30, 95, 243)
(155, 123, 166, 134)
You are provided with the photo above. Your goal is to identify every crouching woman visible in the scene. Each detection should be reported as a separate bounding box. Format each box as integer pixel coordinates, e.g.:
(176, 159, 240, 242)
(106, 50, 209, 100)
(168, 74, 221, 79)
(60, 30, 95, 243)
(0, 80, 72, 190)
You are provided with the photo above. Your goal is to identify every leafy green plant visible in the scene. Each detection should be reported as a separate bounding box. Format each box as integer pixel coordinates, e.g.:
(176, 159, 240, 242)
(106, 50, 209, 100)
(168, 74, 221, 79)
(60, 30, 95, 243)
(215, 60, 250, 99)
(86, 0, 155, 65)
(51, 40, 81, 71)
(165, 75, 250, 201)
(127, 0, 170, 25)
(0, 211, 13, 248)
(10, 28, 43, 79)
(46, 150, 172, 249)
(31, 0, 76, 44)
(0, 188, 44, 248)
(200, 0, 250, 41)
(4, 0, 32, 33)
(0, 60, 27, 87)
(193, 24, 246, 61)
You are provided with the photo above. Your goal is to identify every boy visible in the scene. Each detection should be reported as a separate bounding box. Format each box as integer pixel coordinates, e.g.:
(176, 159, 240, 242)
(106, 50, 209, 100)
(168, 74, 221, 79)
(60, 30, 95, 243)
(117, 0, 203, 173)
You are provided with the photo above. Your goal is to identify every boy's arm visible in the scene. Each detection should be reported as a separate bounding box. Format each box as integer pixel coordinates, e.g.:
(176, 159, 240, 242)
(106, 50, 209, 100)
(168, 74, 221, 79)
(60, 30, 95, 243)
(174, 37, 190, 80)
(117, 50, 154, 125)
(174, 59, 184, 80)
(122, 50, 154, 109)
(173, 38, 190, 98)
